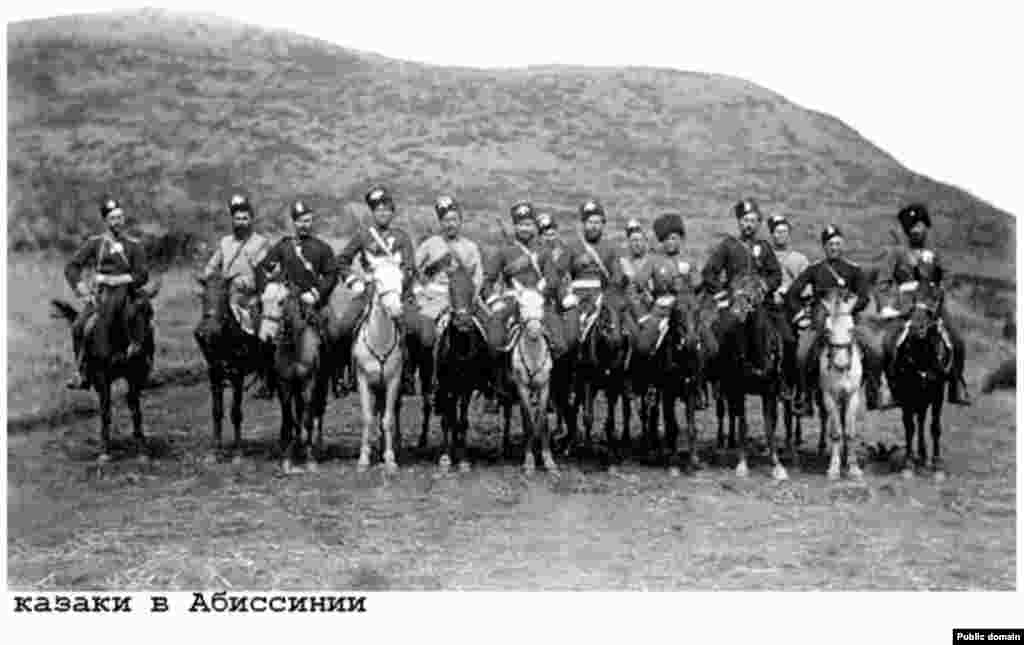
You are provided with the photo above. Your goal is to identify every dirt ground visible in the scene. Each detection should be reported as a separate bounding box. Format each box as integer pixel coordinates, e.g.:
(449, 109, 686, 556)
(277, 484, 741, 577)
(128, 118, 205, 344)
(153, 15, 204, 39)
(7, 379, 1016, 591)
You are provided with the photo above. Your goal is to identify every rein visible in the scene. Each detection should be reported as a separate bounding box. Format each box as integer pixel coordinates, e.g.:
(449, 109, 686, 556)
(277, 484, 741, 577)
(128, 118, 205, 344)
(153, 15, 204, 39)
(357, 282, 401, 373)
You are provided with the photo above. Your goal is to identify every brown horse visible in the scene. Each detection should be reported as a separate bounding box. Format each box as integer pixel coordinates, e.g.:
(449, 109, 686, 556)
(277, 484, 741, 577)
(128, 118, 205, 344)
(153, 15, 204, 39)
(258, 279, 326, 474)
(434, 260, 489, 473)
(711, 275, 788, 480)
(51, 282, 158, 462)
(193, 272, 263, 463)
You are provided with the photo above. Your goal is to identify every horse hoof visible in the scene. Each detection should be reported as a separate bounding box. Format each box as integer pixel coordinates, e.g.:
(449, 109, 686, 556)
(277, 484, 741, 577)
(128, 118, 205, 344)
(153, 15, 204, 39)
(901, 468, 914, 480)
(689, 457, 703, 471)
(735, 462, 749, 478)
(848, 466, 864, 482)
(439, 455, 451, 470)
(827, 468, 841, 481)
(357, 461, 369, 474)
(384, 461, 398, 476)
(231, 454, 243, 466)
(96, 453, 112, 464)
(136, 454, 150, 465)
(306, 461, 319, 474)
(458, 461, 471, 474)
(608, 464, 620, 476)
(772, 465, 789, 481)
(203, 452, 219, 466)
(668, 466, 681, 478)
(933, 470, 947, 483)
(281, 460, 293, 475)
(523, 454, 536, 475)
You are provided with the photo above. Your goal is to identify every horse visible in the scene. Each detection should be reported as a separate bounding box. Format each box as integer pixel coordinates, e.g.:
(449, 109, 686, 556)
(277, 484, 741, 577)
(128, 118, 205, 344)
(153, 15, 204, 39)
(506, 279, 557, 474)
(193, 272, 263, 463)
(434, 260, 489, 474)
(51, 281, 158, 463)
(818, 288, 866, 481)
(561, 287, 629, 469)
(884, 281, 953, 481)
(351, 254, 406, 473)
(712, 274, 788, 480)
(632, 292, 709, 473)
(258, 278, 326, 474)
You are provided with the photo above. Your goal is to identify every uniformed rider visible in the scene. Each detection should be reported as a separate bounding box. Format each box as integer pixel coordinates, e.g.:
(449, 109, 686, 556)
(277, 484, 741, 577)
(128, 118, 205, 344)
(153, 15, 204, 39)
(254, 200, 340, 395)
(766, 213, 810, 405)
(334, 185, 418, 393)
(700, 199, 785, 378)
(202, 194, 273, 396)
(785, 224, 883, 412)
(886, 203, 971, 405)
(64, 196, 154, 389)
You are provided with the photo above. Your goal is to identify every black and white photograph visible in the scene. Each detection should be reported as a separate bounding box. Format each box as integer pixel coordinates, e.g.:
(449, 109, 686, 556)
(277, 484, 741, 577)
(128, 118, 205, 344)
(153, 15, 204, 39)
(3, 0, 1019, 631)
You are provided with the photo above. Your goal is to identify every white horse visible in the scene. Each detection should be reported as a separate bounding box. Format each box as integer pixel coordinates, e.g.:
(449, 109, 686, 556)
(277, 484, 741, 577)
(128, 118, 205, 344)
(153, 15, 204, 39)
(819, 289, 865, 481)
(352, 254, 406, 473)
(507, 279, 556, 474)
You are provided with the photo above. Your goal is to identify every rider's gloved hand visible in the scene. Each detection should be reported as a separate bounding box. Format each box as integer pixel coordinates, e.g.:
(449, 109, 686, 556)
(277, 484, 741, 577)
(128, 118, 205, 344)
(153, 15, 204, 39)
(300, 290, 318, 306)
(562, 293, 579, 310)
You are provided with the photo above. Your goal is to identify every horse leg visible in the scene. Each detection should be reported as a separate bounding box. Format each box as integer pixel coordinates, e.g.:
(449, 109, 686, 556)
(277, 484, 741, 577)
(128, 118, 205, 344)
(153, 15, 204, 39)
(208, 368, 225, 462)
(734, 394, 749, 478)
(438, 387, 452, 474)
(661, 387, 679, 472)
(846, 392, 863, 481)
(604, 385, 621, 471)
(96, 377, 113, 463)
(357, 376, 373, 472)
(230, 373, 244, 464)
(502, 400, 513, 461)
(823, 394, 842, 480)
(685, 385, 701, 471)
(915, 404, 928, 468)
(930, 388, 946, 481)
(518, 384, 536, 474)
(539, 385, 557, 473)
(901, 404, 916, 479)
(127, 379, 148, 463)
(621, 386, 633, 457)
(457, 391, 472, 473)
(419, 349, 433, 452)
(816, 392, 828, 459)
(715, 386, 726, 453)
(381, 377, 400, 474)
(764, 393, 786, 481)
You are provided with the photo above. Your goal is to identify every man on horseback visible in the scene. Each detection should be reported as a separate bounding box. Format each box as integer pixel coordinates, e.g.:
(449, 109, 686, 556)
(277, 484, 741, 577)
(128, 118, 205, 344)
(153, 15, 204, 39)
(334, 185, 418, 394)
(65, 196, 153, 390)
(254, 200, 340, 395)
(556, 199, 630, 354)
(202, 194, 273, 397)
(886, 203, 971, 405)
(700, 199, 785, 381)
(413, 195, 485, 399)
(766, 213, 810, 411)
(480, 201, 567, 404)
(630, 213, 714, 408)
(785, 224, 883, 412)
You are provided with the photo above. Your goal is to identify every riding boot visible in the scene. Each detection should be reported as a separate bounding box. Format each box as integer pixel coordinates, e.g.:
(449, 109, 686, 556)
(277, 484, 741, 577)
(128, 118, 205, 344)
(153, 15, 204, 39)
(948, 377, 972, 406)
(483, 354, 506, 414)
(694, 374, 709, 410)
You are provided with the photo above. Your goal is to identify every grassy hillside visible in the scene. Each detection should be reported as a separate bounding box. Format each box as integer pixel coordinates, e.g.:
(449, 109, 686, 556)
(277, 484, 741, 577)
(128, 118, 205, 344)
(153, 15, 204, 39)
(6, 9, 1015, 281)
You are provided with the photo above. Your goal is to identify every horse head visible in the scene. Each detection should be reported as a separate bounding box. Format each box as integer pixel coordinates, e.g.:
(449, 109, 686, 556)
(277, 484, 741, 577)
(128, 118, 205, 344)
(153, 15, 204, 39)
(446, 258, 478, 333)
(511, 278, 546, 341)
(258, 280, 291, 343)
(365, 253, 405, 320)
(196, 272, 234, 322)
(821, 287, 858, 371)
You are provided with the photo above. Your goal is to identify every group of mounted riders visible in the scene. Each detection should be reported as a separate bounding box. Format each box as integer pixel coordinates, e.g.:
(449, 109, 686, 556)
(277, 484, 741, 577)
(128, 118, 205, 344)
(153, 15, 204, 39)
(60, 186, 972, 462)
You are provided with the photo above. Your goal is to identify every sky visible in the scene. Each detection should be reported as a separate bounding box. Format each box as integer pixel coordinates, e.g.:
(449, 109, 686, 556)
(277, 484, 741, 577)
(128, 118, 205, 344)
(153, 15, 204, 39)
(4, 0, 1022, 216)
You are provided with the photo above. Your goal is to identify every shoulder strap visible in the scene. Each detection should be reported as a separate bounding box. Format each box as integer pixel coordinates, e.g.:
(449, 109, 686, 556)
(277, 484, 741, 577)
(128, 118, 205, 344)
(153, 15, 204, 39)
(578, 234, 612, 281)
(223, 237, 248, 276)
(367, 226, 394, 256)
(823, 260, 847, 287)
(513, 238, 543, 279)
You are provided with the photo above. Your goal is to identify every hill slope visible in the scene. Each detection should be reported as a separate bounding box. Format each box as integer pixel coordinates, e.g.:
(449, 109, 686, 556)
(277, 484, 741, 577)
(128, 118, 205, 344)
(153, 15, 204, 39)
(6, 8, 1015, 279)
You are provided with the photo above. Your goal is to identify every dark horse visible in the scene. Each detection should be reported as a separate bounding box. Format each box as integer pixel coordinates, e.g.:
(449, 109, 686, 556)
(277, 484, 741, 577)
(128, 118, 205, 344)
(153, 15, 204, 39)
(560, 289, 629, 469)
(884, 281, 953, 481)
(711, 275, 789, 480)
(434, 261, 490, 473)
(51, 283, 157, 462)
(258, 279, 327, 474)
(193, 273, 263, 463)
(631, 292, 709, 473)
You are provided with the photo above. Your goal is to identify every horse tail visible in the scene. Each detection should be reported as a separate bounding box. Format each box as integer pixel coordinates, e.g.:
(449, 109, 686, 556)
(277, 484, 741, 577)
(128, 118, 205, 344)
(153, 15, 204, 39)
(50, 299, 79, 325)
